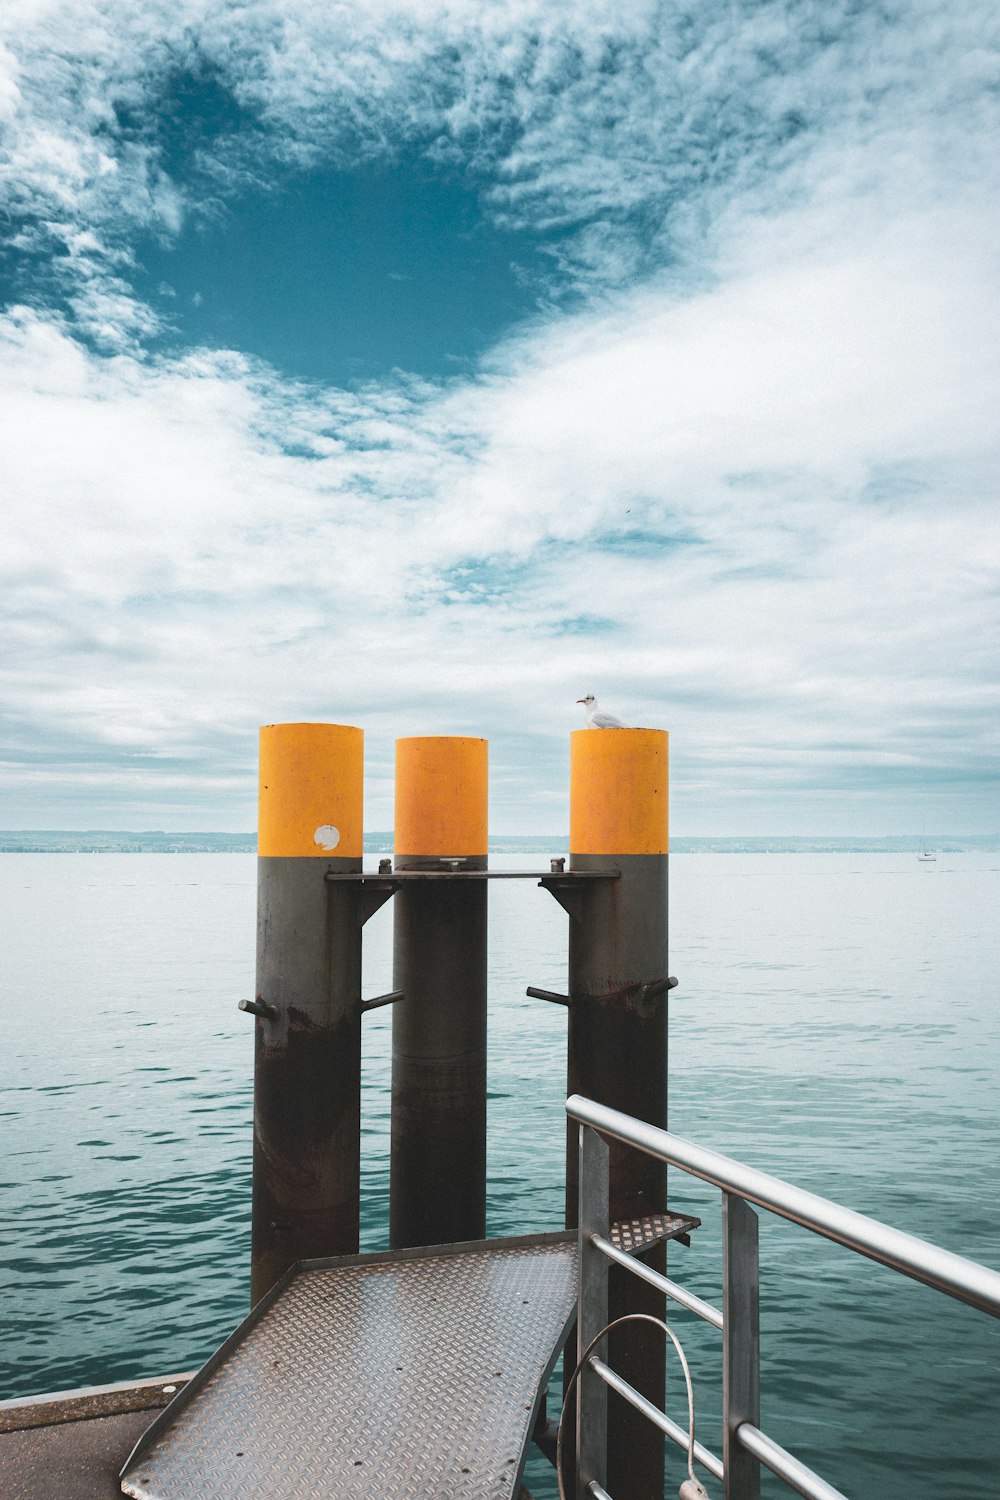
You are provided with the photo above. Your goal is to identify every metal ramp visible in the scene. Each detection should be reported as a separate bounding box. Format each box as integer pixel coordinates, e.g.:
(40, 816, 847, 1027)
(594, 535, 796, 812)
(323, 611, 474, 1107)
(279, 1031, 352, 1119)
(120, 1233, 577, 1500)
(120, 1214, 698, 1500)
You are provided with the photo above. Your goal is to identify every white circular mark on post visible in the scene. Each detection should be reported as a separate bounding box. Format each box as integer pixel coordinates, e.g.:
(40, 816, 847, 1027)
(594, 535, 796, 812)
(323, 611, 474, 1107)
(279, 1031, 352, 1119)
(314, 824, 341, 850)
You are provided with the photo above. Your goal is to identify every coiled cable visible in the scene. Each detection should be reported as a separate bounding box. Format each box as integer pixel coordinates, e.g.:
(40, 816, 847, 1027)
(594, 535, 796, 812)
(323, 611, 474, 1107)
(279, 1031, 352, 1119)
(555, 1311, 710, 1500)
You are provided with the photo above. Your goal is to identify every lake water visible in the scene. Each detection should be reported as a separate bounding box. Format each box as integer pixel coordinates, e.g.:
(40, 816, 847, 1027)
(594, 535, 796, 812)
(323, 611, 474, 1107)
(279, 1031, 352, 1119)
(1, 852, 998, 1498)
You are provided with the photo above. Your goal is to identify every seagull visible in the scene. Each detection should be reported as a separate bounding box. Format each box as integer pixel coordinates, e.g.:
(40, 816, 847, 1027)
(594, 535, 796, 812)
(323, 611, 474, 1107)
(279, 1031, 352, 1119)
(577, 693, 626, 729)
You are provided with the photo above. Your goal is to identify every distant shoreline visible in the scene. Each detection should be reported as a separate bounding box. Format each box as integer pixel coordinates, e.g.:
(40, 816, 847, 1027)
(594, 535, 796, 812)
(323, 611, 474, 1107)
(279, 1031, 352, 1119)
(1, 832, 998, 854)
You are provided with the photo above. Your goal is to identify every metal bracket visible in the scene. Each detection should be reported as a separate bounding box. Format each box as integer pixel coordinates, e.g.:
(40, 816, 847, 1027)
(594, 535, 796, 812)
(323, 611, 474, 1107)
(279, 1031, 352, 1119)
(617, 975, 678, 1017)
(355, 880, 399, 926)
(538, 869, 618, 923)
(321, 867, 620, 927)
(239, 997, 278, 1022)
(526, 979, 675, 1010)
(526, 986, 572, 1008)
(639, 976, 678, 1002)
(527, 977, 677, 1018)
(360, 989, 403, 1014)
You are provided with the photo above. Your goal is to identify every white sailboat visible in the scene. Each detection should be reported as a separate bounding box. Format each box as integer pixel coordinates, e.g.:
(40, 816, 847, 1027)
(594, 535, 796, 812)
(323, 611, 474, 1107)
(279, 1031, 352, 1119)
(917, 827, 937, 862)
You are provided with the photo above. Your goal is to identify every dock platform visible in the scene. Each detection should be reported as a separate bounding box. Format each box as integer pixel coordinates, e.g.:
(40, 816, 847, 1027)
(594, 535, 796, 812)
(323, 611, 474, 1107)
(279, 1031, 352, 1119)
(2, 1378, 191, 1500)
(2, 1214, 698, 1500)
(122, 1232, 577, 1500)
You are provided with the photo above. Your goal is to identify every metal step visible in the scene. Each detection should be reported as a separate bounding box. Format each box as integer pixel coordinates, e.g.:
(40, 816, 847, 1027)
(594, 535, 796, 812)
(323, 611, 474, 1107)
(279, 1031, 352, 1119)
(609, 1211, 699, 1255)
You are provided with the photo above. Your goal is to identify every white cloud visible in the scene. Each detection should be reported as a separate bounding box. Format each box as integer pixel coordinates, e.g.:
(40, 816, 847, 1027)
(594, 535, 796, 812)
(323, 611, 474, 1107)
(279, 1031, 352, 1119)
(1, 0, 998, 829)
(5, 1, 998, 310)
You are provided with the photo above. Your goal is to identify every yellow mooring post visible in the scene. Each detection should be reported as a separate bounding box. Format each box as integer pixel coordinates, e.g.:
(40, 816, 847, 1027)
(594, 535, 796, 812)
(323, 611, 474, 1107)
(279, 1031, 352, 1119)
(390, 735, 489, 1249)
(249, 722, 364, 1304)
(568, 726, 669, 1500)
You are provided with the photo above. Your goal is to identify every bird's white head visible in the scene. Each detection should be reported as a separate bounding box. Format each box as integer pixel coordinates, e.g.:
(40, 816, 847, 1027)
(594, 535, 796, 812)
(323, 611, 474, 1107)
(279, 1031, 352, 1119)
(576, 694, 595, 706)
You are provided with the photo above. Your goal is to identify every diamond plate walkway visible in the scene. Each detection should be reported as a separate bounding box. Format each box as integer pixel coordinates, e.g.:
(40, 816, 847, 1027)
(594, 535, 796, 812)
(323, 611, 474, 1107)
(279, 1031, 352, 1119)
(120, 1233, 578, 1500)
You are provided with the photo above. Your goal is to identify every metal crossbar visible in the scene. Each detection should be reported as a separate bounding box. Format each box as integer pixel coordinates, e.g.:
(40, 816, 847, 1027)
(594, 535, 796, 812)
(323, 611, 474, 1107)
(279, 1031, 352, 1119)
(589, 1232, 723, 1330)
(568, 1093, 1000, 1500)
(588, 1357, 724, 1482)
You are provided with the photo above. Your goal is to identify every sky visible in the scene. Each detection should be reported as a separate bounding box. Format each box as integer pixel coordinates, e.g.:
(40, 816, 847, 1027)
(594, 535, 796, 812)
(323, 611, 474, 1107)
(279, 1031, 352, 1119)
(1, 0, 998, 836)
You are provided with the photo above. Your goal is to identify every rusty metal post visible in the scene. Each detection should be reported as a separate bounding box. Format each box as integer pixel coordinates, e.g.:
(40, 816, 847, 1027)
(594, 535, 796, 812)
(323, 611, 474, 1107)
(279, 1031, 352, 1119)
(250, 722, 365, 1305)
(390, 736, 488, 1249)
(567, 726, 669, 1500)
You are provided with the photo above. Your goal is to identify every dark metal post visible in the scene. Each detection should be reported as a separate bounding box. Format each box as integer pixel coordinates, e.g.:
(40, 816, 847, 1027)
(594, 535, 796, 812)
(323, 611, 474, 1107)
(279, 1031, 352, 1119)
(250, 722, 365, 1305)
(566, 727, 670, 1500)
(390, 736, 489, 1249)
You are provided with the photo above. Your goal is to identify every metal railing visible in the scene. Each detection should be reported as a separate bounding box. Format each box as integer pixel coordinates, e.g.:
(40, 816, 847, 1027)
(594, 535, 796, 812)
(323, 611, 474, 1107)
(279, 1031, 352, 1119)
(568, 1093, 1000, 1500)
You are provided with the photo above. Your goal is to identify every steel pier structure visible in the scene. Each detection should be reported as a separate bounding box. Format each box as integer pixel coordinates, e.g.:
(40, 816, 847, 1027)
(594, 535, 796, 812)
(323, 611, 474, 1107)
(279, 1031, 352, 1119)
(5, 715, 691, 1500)
(564, 728, 671, 1500)
(247, 722, 675, 1315)
(249, 719, 679, 1500)
(390, 736, 490, 1250)
(250, 723, 367, 1305)
(247, 717, 680, 1500)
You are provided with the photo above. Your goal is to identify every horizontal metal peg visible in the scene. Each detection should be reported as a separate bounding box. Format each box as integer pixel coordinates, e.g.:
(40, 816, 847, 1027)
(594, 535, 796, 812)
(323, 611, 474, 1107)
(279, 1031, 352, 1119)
(239, 997, 279, 1021)
(639, 976, 678, 1002)
(360, 989, 404, 1013)
(526, 985, 572, 1007)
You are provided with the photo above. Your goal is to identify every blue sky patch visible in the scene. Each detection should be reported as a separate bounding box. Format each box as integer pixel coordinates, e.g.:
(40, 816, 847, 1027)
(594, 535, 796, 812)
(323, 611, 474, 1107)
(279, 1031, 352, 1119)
(544, 614, 618, 636)
(592, 526, 702, 555)
(114, 59, 259, 179)
(135, 155, 560, 385)
(428, 554, 537, 605)
(860, 468, 929, 507)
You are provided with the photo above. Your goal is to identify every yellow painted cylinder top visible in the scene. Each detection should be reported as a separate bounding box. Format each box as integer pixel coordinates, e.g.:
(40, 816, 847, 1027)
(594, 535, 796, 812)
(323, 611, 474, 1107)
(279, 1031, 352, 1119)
(395, 736, 488, 857)
(258, 722, 363, 858)
(570, 727, 668, 856)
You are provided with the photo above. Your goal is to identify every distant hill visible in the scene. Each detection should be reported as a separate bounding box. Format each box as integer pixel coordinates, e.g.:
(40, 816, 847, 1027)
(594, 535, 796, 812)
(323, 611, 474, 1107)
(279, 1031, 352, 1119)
(0, 830, 260, 853)
(669, 834, 1000, 854)
(1, 831, 998, 853)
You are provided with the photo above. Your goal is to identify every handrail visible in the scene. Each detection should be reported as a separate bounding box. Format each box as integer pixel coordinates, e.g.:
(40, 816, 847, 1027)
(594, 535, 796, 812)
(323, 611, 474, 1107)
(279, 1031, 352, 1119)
(567, 1094, 1000, 1318)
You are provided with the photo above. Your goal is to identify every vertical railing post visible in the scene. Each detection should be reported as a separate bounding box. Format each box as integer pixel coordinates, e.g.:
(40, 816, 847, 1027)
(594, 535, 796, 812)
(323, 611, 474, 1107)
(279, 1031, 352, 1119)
(578, 1123, 610, 1500)
(723, 1192, 761, 1500)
